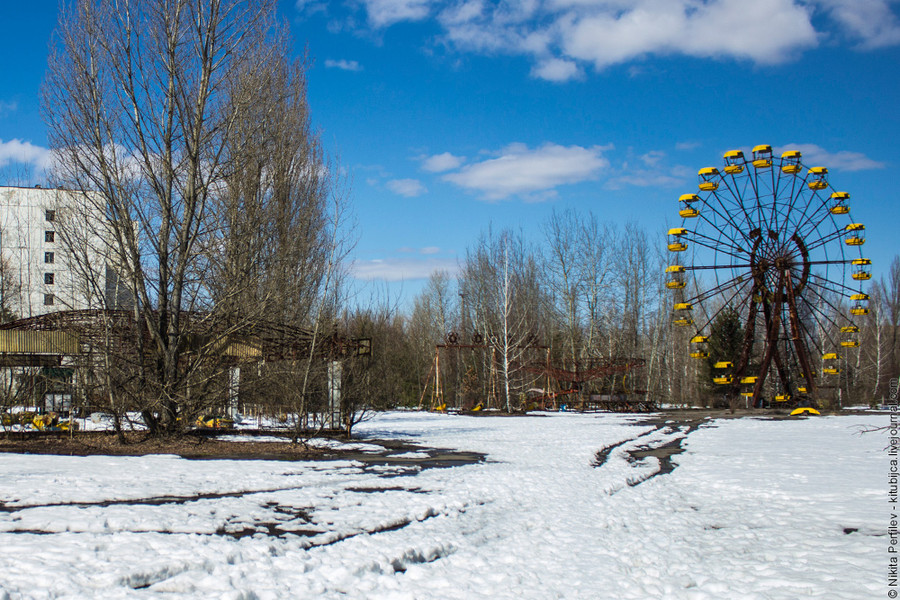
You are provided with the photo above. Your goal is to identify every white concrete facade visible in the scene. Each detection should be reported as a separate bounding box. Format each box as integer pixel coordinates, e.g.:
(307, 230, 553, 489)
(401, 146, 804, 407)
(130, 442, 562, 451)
(0, 186, 128, 319)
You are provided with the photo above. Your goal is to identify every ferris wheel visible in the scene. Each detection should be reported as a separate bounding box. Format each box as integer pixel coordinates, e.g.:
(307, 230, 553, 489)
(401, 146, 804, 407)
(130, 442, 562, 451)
(665, 145, 870, 407)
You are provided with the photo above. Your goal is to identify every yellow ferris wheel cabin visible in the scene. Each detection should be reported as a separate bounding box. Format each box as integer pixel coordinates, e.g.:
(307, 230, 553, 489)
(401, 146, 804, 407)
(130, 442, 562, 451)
(667, 227, 688, 251)
(780, 150, 802, 173)
(698, 167, 719, 191)
(830, 191, 850, 214)
(723, 150, 745, 174)
(808, 166, 829, 190)
(751, 144, 772, 168)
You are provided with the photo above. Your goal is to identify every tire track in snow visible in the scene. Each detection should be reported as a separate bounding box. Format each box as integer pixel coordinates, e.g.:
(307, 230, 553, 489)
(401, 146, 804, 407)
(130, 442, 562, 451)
(593, 419, 716, 488)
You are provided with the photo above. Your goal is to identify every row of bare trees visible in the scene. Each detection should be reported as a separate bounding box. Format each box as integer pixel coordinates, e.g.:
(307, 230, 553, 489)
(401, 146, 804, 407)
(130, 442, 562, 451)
(357, 212, 899, 412)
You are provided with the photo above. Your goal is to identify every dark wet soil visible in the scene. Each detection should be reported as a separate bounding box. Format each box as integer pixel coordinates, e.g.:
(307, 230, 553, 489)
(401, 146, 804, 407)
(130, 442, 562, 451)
(0, 430, 485, 469)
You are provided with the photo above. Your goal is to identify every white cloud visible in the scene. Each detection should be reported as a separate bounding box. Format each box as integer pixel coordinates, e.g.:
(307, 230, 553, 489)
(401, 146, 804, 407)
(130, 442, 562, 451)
(777, 143, 886, 171)
(386, 178, 428, 196)
(640, 150, 666, 166)
(421, 152, 465, 172)
(420, 246, 441, 254)
(363, 0, 432, 27)
(325, 59, 363, 71)
(0, 101, 17, 117)
(442, 142, 610, 200)
(0, 139, 53, 171)
(561, 0, 818, 69)
(606, 169, 686, 190)
(530, 58, 581, 82)
(604, 149, 692, 189)
(363, 0, 898, 79)
(816, 0, 900, 48)
(675, 141, 702, 151)
(352, 256, 459, 281)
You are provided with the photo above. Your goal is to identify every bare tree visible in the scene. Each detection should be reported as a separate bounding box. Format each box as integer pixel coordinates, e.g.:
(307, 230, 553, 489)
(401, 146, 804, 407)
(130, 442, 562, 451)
(462, 228, 544, 412)
(543, 209, 584, 376)
(0, 255, 21, 323)
(43, 0, 339, 435)
(579, 216, 615, 358)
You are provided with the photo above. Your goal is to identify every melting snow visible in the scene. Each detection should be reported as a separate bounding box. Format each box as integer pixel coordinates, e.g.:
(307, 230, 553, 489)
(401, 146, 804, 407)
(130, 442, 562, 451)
(0, 411, 885, 598)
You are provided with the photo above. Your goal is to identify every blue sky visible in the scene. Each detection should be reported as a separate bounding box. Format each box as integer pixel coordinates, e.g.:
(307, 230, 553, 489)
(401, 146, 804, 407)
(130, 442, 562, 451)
(2, 0, 898, 304)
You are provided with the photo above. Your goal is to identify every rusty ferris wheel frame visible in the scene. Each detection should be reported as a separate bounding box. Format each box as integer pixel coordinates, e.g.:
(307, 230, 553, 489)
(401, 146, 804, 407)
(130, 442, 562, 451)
(666, 145, 871, 408)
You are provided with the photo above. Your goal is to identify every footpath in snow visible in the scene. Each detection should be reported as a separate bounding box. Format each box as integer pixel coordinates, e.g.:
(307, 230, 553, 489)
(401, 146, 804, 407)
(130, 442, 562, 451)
(0, 410, 887, 599)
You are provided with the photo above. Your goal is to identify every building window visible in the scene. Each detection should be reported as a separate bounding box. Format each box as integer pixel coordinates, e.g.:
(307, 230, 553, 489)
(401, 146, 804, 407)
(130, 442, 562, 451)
(45, 251, 55, 264)
(44, 294, 54, 306)
(45, 210, 56, 222)
(44, 272, 55, 285)
(45, 231, 55, 243)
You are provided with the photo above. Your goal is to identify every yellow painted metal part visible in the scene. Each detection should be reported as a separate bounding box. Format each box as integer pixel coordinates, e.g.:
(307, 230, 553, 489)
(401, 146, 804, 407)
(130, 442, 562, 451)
(0, 330, 80, 354)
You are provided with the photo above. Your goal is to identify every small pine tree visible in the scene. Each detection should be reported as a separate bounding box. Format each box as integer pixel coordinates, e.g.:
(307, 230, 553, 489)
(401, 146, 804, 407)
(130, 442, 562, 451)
(703, 306, 744, 399)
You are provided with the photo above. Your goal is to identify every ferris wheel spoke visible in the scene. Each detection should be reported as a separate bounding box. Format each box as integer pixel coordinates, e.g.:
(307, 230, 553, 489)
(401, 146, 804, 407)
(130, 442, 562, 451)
(807, 272, 862, 297)
(796, 284, 851, 334)
(788, 309, 827, 369)
(716, 176, 759, 233)
(774, 172, 810, 240)
(683, 272, 751, 305)
(797, 297, 839, 352)
(793, 200, 839, 243)
(786, 172, 833, 239)
(692, 277, 753, 334)
(685, 263, 752, 271)
(688, 230, 751, 259)
(803, 259, 858, 267)
(803, 227, 848, 253)
(698, 193, 756, 247)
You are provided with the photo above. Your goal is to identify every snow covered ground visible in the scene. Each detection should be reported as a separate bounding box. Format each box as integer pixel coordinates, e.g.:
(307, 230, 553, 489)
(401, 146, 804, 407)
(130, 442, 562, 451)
(0, 411, 886, 599)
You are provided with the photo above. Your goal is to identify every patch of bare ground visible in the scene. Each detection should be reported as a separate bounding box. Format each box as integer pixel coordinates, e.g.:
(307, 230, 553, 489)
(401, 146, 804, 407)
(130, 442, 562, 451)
(0, 431, 323, 460)
(0, 430, 485, 469)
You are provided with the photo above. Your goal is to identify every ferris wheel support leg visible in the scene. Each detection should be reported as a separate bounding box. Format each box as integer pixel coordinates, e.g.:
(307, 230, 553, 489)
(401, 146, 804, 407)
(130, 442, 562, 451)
(772, 344, 792, 401)
(752, 280, 786, 408)
(785, 273, 818, 406)
(731, 287, 760, 400)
